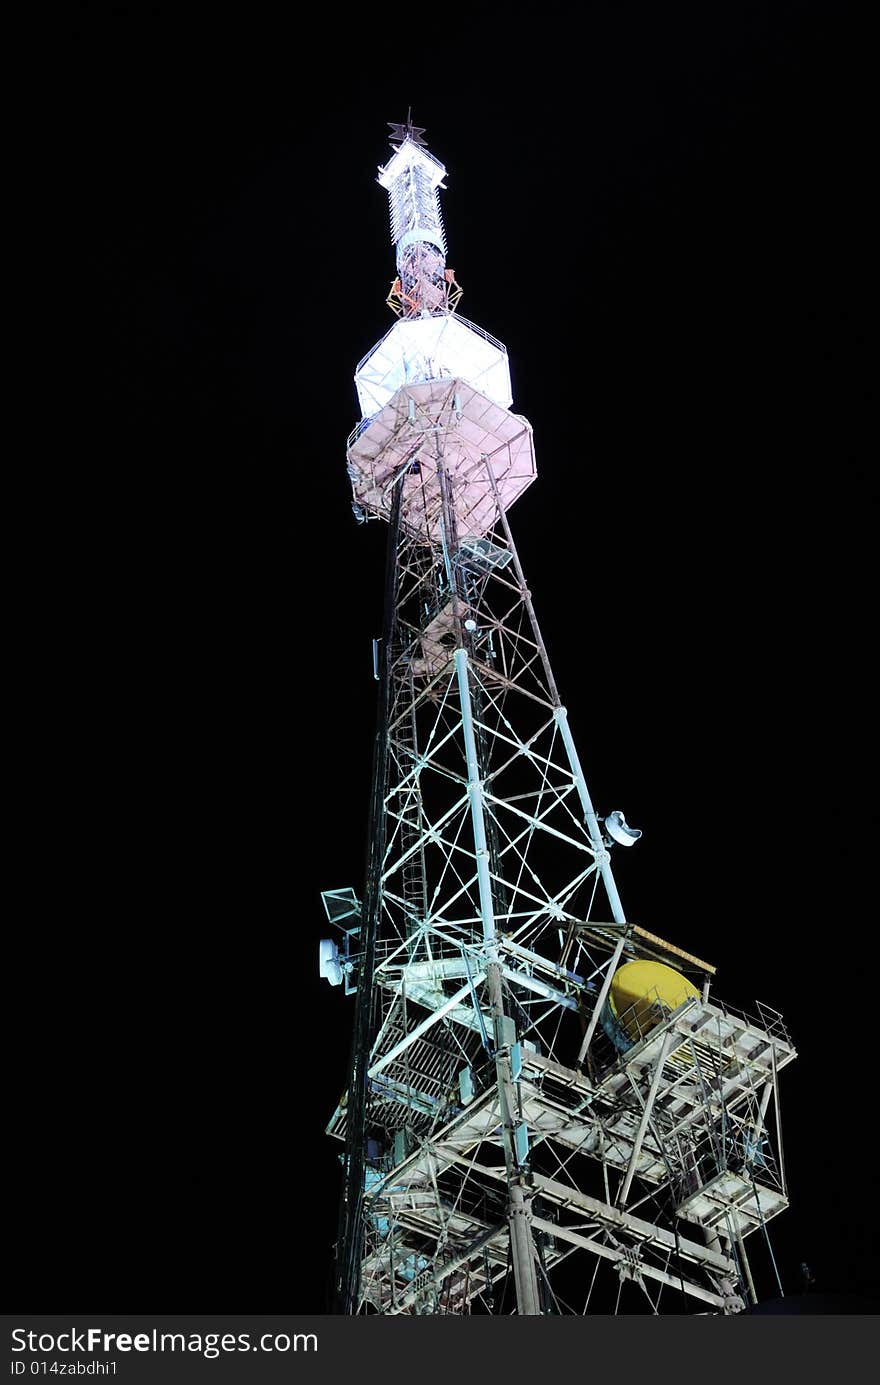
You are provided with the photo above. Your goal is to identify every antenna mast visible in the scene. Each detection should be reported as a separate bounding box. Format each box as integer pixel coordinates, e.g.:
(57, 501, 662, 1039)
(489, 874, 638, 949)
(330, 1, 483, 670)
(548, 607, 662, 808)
(321, 122, 796, 1316)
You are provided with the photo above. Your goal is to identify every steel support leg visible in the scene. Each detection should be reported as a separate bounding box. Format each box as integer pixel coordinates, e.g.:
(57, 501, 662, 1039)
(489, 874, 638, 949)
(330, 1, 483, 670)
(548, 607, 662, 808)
(455, 647, 541, 1315)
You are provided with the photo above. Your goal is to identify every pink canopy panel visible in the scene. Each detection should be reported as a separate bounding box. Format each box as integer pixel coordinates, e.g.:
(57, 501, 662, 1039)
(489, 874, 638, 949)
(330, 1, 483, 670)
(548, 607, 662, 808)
(347, 378, 537, 543)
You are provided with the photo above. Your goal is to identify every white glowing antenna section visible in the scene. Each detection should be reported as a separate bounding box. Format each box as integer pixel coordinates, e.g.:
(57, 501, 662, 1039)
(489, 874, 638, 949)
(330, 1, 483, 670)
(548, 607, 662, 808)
(354, 118, 513, 418)
(378, 138, 448, 262)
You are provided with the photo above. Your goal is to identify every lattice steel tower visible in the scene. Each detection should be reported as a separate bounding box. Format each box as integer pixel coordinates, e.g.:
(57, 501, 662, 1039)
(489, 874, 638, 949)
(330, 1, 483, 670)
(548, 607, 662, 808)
(321, 119, 796, 1315)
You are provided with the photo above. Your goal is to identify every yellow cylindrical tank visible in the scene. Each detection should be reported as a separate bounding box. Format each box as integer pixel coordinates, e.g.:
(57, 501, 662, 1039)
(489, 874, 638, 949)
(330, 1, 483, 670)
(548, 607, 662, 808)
(605, 959, 699, 1048)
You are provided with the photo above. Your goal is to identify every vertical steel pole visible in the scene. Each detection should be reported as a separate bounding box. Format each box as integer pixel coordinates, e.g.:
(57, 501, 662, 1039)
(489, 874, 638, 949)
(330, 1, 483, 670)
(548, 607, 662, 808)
(335, 480, 403, 1313)
(736, 1233, 758, 1306)
(455, 646, 542, 1315)
(554, 708, 627, 925)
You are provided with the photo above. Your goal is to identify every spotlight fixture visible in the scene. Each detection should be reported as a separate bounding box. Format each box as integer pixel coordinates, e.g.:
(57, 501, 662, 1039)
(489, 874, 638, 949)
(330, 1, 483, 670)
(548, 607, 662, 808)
(602, 810, 642, 847)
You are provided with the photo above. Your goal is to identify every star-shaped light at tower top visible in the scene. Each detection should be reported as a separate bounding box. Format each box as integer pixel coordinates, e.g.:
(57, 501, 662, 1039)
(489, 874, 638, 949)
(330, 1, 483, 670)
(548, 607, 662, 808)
(387, 108, 427, 148)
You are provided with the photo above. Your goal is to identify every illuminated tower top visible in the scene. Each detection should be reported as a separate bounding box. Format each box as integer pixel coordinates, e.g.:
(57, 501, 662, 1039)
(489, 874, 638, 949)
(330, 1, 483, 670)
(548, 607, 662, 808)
(379, 113, 448, 316)
(381, 123, 446, 245)
(353, 117, 513, 420)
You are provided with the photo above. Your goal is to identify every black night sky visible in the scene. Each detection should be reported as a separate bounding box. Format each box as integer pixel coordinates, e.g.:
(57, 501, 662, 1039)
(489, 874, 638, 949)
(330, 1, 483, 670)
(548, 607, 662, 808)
(14, 3, 875, 1313)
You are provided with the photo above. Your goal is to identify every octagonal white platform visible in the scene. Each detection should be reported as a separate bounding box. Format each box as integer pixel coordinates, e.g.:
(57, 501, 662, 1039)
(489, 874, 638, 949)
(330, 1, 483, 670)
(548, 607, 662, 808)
(347, 378, 536, 541)
(354, 314, 513, 417)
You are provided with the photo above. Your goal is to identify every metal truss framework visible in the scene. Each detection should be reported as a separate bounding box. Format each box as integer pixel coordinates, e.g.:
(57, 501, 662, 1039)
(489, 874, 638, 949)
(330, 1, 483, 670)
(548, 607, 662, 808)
(326, 123, 794, 1316)
(327, 388, 796, 1314)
